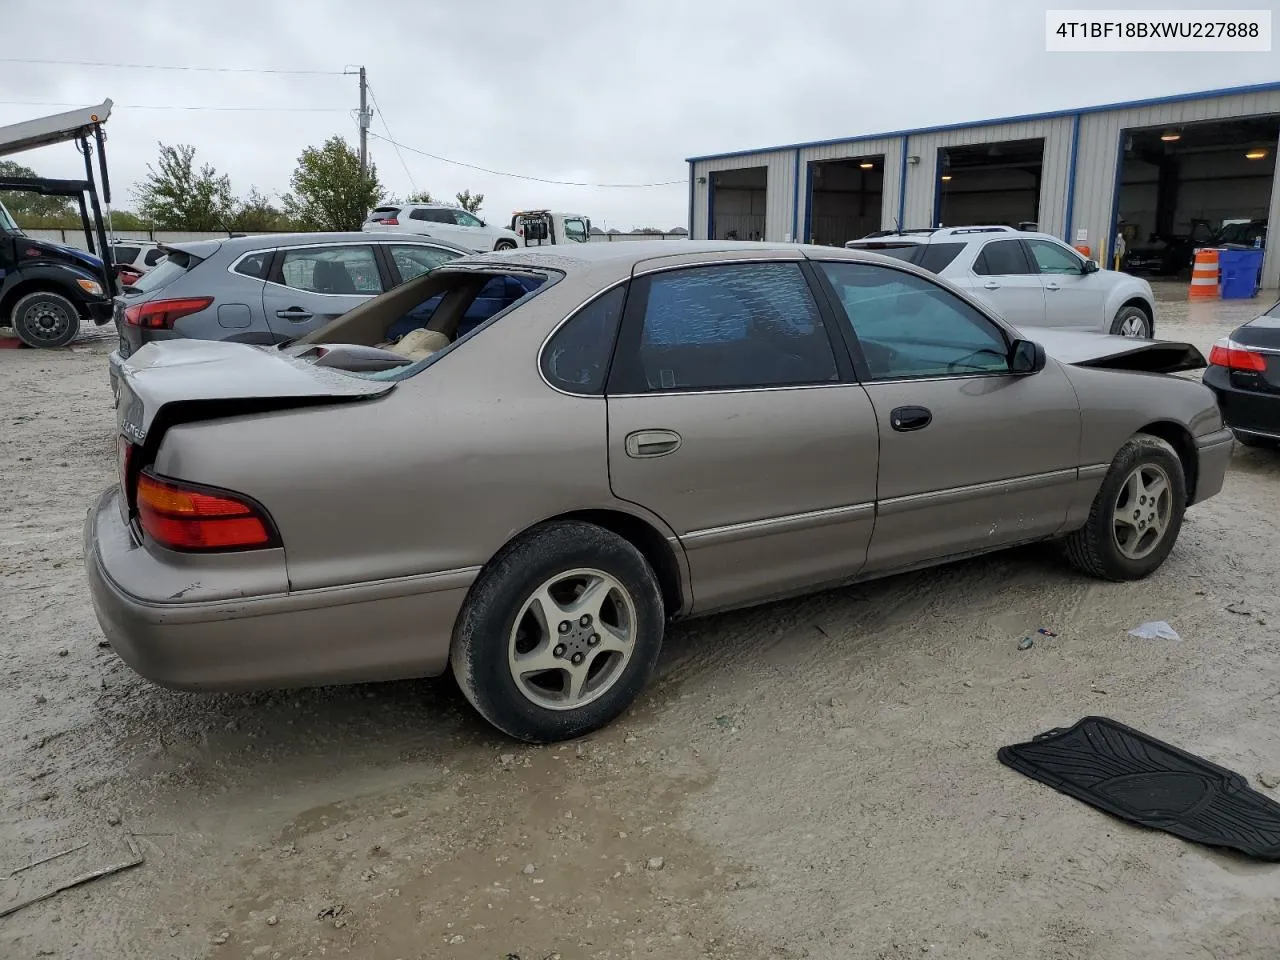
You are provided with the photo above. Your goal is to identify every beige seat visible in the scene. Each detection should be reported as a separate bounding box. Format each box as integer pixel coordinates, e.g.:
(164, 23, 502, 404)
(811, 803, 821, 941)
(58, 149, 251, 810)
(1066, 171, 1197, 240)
(385, 328, 451, 362)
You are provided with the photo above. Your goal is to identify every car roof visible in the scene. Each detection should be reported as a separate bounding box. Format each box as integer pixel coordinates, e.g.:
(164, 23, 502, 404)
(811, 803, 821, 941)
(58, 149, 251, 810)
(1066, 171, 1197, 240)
(848, 226, 1070, 246)
(164, 231, 474, 259)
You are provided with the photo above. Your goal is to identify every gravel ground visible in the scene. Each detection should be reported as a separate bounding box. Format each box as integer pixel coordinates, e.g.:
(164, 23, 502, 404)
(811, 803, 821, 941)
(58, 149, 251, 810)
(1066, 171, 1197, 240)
(2, 287, 1280, 960)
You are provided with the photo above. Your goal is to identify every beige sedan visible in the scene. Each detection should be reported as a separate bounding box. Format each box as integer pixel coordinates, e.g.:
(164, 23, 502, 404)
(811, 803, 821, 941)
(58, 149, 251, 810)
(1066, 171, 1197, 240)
(87, 241, 1233, 742)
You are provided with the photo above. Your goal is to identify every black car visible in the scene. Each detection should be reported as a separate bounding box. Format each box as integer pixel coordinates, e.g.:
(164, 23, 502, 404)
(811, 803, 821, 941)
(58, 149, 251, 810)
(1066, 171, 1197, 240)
(1203, 300, 1280, 447)
(0, 199, 114, 346)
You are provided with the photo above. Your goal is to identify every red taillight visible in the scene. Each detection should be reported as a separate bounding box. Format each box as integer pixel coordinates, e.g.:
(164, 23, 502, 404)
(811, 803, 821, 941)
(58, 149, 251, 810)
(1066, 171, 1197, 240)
(123, 297, 213, 330)
(136, 470, 276, 552)
(1208, 339, 1267, 372)
(380, 217, 399, 226)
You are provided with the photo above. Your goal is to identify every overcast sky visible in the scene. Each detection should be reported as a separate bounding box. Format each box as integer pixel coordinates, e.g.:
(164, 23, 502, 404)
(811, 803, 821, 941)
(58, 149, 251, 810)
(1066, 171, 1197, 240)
(1, 0, 1275, 231)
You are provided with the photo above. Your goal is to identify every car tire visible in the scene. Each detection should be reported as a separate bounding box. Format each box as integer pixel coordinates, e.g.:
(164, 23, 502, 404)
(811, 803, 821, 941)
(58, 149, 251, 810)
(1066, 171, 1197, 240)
(494, 240, 517, 251)
(1063, 433, 1186, 582)
(11, 290, 81, 348)
(1109, 305, 1151, 339)
(451, 520, 665, 743)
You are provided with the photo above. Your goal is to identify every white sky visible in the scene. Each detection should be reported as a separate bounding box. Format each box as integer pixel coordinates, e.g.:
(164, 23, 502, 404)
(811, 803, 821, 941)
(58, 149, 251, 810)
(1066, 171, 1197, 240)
(1, 0, 1275, 231)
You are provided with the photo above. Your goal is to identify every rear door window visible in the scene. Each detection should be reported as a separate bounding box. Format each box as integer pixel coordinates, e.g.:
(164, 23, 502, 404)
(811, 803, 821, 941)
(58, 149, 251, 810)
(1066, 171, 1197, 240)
(973, 239, 1035, 276)
(273, 246, 383, 294)
(618, 262, 839, 392)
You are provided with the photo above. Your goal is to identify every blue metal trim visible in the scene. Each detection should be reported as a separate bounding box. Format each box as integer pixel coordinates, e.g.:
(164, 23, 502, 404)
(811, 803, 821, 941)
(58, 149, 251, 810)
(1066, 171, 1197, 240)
(707, 173, 716, 241)
(687, 161, 695, 238)
(1062, 114, 1081, 243)
(684, 81, 1280, 162)
(791, 149, 801, 242)
(1104, 126, 1129, 268)
(896, 134, 909, 230)
(803, 161, 815, 242)
(932, 149, 944, 227)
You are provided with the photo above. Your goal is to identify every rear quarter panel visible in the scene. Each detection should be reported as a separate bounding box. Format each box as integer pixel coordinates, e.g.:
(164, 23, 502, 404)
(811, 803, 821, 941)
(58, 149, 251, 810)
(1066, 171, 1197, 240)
(151, 264, 683, 594)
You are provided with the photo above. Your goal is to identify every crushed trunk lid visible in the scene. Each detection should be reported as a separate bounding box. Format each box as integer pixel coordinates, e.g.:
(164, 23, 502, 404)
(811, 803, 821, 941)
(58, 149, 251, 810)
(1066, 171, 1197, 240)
(116, 339, 393, 444)
(1019, 327, 1206, 374)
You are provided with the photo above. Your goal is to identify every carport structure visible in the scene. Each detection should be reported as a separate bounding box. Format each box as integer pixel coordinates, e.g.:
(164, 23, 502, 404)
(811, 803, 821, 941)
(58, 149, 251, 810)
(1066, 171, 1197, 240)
(687, 82, 1280, 287)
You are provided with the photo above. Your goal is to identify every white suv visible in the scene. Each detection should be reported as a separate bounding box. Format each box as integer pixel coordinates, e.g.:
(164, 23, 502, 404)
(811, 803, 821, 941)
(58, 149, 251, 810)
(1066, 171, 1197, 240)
(363, 203, 519, 253)
(846, 226, 1156, 337)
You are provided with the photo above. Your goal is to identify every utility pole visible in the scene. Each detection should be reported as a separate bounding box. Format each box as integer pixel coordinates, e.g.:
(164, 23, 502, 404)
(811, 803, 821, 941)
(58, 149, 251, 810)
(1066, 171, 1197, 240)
(358, 66, 369, 180)
(345, 65, 371, 179)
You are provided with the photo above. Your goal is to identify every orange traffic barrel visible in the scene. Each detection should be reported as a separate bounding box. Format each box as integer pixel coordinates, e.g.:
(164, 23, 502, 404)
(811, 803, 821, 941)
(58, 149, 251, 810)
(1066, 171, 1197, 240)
(1074, 244, 1091, 258)
(1189, 248, 1220, 299)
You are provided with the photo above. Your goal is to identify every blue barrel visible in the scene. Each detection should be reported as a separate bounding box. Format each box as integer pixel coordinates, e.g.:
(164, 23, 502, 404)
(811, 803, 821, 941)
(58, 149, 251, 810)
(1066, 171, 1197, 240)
(1218, 248, 1264, 299)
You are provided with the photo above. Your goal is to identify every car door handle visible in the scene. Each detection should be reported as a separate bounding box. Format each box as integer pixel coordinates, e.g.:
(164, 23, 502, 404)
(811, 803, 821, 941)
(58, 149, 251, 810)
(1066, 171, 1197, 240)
(276, 307, 313, 321)
(889, 406, 932, 433)
(983, 281, 1000, 290)
(625, 429, 682, 459)
(1044, 282, 1061, 291)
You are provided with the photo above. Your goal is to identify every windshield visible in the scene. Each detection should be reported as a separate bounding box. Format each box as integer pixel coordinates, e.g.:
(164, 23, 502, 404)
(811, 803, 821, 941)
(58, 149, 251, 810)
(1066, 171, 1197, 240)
(0, 200, 19, 233)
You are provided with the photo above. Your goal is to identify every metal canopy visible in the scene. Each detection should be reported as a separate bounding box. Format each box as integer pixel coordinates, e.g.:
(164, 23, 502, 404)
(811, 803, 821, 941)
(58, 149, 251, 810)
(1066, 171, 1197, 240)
(0, 100, 113, 159)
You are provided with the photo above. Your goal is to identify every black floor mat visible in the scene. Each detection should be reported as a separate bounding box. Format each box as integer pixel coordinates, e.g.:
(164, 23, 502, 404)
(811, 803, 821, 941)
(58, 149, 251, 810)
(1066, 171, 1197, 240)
(999, 716, 1280, 860)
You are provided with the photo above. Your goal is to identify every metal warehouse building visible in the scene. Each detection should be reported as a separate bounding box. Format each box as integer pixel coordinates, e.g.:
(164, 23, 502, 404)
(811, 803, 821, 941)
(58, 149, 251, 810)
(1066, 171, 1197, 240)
(687, 82, 1280, 287)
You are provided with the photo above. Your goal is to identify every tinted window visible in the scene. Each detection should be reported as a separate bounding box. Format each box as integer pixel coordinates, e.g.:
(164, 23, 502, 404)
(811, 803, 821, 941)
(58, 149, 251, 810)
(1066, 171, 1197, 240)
(112, 245, 141, 264)
(128, 251, 197, 295)
(918, 242, 966, 273)
(1026, 239, 1083, 275)
(409, 208, 432, 221)
(455, 211, 483, 228)
(275, 246, 382, 294)
(369, 206, 400, 222)
(542, 285, 626, 394)
(820, 262, 1009, 380)
(973, 239, 1033, 276)
(233, 251, 269, 278)
(631, 263, 838, 391)
(143, 248, 166, 266)
(388, 244, 459, 283)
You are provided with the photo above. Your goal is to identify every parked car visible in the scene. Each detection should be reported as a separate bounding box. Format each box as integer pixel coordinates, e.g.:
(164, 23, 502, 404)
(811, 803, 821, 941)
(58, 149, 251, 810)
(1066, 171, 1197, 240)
(1124, 218, 1268, 277)
(111, 238, 166, 276)
(1202, 298, 1280, 447)
(108, 232, 470, 390)
(87, 241, 1232, 743)
(363, 203, 520, 252)
(846, 226, 1157, 337)
(0, 197, 114, 346)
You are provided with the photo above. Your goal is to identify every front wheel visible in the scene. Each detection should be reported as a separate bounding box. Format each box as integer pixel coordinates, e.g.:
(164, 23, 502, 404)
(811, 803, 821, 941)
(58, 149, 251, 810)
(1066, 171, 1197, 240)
(1063, 433, 1186, 581)
(494, 240, 517, 251)
(1110, 305, 1152, 338)
(11, 290, 81, 348)
(451, 521, 665, 742)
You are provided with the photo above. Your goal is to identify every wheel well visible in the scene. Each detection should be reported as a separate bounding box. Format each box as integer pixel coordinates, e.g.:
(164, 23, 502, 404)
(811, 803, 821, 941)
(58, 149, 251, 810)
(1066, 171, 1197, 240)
(1137, 421, 1197, 502)
(555, 509, 684, 616)
(1120, 297, 1153, 321)
(0, 279, 87, 324)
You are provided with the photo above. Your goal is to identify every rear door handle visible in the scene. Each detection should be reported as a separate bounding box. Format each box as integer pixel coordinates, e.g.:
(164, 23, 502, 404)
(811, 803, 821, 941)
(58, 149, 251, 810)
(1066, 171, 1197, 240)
(890, 406, 932, 433)
(1044, 282, 1061, 291)
(983, 281, 1000, 290)
(625, 429, 681, 459)
(276, 307, 314, 321)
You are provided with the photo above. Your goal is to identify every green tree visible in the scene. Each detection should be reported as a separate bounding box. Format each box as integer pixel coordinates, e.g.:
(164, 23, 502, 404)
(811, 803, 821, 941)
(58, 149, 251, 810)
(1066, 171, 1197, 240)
(231, 187, 291, 232)
(134, 143, 235, 230)
(283, 137, 382, 231)
(454, 189, 483, 214)
(0, 160, 77, 222)
(107, 209, 150, 233)
(404, 190, 434, 203)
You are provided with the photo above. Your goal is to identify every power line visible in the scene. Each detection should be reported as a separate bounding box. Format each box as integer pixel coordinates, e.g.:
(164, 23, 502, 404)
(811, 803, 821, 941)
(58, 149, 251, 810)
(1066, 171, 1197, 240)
(364, 83, 417, 195)
(0, 57, 343, 75)
(366, 132, 684, 188)
(0, 99, 345, 113)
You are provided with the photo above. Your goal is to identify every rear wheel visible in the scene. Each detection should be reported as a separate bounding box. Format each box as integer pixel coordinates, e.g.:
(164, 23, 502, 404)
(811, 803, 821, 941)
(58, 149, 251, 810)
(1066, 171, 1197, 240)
(494, 240, 517, 251)
(1110, 305, 1151, 339)
(11, 290, 80, 348)
(451, 521, 665, 742)
(1064, 434, 1186, 581)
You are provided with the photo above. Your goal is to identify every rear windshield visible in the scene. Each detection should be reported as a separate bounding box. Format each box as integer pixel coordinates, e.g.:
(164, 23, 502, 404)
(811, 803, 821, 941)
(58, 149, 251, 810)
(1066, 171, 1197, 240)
(127, 249, 200, 295)
(368, 207, 400, 222)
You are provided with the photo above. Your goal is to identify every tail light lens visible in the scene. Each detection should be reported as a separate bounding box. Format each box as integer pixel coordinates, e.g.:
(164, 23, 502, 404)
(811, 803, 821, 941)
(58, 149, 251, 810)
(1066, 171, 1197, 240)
(123, 297, 213, 330)
(1208, 338, 1267, 372)
(380, 217, 399, 226)
(136, 470, 278, 552)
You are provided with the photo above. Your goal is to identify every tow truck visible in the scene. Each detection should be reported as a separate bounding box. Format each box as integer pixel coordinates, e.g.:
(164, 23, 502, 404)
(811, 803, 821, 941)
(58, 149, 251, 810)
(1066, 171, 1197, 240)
(0, 101, 117, 347)
(509, 210, 592, 246)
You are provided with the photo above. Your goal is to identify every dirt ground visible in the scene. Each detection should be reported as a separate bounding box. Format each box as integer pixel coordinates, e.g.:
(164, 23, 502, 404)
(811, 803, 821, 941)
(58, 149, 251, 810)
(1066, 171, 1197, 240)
(3, 285, 1280, 960)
